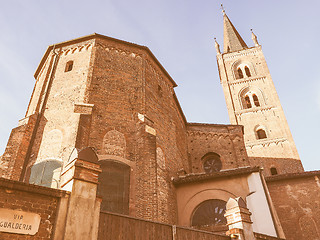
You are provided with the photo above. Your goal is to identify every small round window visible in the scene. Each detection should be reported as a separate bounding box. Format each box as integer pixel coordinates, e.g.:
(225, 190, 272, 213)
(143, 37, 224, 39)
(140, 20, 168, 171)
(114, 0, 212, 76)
(202, 152, 222, 173)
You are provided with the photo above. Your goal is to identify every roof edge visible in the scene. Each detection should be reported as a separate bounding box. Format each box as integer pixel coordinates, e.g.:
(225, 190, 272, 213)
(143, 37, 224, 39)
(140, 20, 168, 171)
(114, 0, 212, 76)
(187, 122, 242, 127)
(172, 166, 260, 186)
(34, 33, 177, 88)
(266, 170, 320, 182)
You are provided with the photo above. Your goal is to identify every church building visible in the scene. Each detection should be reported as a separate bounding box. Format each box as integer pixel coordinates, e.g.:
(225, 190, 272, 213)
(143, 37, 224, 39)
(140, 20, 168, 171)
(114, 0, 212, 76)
(0, 10, 319, 240)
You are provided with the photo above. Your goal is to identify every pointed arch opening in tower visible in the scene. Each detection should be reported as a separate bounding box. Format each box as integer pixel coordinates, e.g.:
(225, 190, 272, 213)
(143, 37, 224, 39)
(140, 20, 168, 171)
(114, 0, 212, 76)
(245, 95, 252, 108)
(237, 68, 244, 79)
(252, 94, 260, 107)
(232, 61, 256, 80)
(239, 87, 265, 110)
(245, 66, 251, 77)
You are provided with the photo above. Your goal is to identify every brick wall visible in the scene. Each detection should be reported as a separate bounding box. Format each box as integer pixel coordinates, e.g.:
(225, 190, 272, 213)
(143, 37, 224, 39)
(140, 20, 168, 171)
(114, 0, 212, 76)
(266, 172, 320, 240)
(249, 157, 304, 177)
(0, 177, 69, 239)
(187, 123, 249, 173)
(0, 114, 37, 181)
(21, 40, 95, 183)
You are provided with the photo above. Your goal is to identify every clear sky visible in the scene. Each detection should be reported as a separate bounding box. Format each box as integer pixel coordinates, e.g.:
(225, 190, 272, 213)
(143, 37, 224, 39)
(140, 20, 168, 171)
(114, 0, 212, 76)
(0, 0, 319, 171)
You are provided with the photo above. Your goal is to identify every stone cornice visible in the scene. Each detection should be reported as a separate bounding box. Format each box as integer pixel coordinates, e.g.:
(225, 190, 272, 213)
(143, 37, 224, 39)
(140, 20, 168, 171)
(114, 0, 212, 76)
(245, 138, 287, 148)
(265, 170, 320, 182)
(0, 177, 70, 198)
(34, 33, 177, 87)
(229, 76, 266, 86)
(221, 46, 262, 60)
(187, 130, 242, 140)
(172, 166, 260, 186)
(235, 106, 276, 116)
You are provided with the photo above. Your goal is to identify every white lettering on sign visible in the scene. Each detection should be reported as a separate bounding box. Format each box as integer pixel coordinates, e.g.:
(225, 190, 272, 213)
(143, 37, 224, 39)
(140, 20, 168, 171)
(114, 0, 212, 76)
(0, 208, 41, 235)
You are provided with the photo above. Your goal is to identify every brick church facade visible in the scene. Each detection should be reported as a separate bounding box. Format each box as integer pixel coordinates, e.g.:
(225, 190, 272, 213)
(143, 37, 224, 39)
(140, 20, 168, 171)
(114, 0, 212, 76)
(0, 11, 319, 240)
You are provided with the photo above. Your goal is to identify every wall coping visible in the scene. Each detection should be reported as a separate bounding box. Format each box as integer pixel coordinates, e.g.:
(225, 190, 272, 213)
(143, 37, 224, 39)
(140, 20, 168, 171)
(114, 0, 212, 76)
(34, 33, 177, 87)
(0, 177, 70, 198)
(265, 170, 320, 182)
(172, 166, 260, 186)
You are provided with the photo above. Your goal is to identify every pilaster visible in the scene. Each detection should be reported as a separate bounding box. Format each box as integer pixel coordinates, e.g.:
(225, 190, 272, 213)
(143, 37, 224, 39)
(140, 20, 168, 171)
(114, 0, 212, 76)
(59, 147, 102, 240)
(225, 197, 255, 240)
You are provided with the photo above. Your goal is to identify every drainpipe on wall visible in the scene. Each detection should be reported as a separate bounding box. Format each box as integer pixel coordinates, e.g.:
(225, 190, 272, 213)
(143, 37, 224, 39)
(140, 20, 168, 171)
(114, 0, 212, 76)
(19, 46, 61, 181)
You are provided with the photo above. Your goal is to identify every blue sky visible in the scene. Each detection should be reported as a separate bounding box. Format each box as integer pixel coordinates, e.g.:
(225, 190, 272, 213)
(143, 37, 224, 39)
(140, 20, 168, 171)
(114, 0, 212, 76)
(0, 0, 319, 171)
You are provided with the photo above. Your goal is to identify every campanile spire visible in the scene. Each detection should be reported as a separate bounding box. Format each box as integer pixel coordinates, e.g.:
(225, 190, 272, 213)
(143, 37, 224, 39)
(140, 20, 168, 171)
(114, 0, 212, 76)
(216, 10, 302, 175)
(222, 8, 248, 53)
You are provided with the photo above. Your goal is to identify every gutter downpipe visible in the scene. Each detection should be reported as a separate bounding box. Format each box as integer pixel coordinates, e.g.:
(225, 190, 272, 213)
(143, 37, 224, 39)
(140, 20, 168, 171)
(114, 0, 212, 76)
(259, 169, 285, 239)
(19, 45, 61, 181)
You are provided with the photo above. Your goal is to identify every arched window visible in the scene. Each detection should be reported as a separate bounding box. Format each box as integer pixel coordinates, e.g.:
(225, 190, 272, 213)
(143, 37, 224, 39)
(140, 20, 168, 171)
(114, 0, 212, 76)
(257, 129, 267, 139)
(245, 96, 252, 108)
(237, 68, 244, 79)
(270, 167, 278, 175)
(29, 160, 62, 188)
(202, 152, 222, 174)
(252, 94, 260, 107)
(191, 199, 227, 226)
(245, 66, 251, 77)
(98, 161, 130, 214)
(65, 60, 73, 72)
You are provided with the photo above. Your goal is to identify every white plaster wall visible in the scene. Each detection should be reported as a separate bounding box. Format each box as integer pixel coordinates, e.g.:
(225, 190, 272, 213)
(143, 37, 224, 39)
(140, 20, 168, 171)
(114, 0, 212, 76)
(246, 172, 277, 237)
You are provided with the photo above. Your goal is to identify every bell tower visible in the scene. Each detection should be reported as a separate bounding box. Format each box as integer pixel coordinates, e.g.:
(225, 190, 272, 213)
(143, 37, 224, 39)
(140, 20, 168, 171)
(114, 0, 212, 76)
(215, 10, 303, 175)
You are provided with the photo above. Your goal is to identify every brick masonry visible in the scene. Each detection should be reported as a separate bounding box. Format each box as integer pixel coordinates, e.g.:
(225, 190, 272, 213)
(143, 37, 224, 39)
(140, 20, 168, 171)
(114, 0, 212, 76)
(0, 177, 69, 240)
(0, 31, 318, 240)
(266, 172, 320, 239)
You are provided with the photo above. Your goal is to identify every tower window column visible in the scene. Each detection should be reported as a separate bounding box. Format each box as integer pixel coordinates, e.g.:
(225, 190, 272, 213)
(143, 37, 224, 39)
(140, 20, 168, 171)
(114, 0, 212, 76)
(242, 92, 261, 109)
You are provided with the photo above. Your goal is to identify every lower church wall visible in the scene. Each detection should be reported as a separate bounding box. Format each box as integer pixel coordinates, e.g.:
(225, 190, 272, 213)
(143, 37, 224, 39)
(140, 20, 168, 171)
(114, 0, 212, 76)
(0, 176, 231, 240)
(266, 172, 320, 240)
(98, 211, 230, 240)
(0, 177, 69, 239)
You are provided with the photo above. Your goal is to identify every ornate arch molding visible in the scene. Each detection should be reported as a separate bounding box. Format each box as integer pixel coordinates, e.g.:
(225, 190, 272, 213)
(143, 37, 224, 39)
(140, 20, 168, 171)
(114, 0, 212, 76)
(232, 59, 256, 79)
(98, 155, 135, 169)
(101, 130, 127, 158)
(180, 188, 236, 226)
(238, 86, 266, 109)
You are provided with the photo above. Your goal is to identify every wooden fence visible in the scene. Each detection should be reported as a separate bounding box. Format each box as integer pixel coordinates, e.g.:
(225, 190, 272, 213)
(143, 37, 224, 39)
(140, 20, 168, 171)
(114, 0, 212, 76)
(98, 211, 230, 240)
